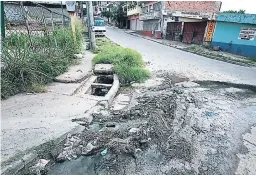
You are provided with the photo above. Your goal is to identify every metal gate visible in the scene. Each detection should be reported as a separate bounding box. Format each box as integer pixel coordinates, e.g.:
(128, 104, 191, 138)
(131, 19, 136, 30)
(166, 22, 182, 41)
(182, 22, 207, 44)
(136, 18, 143, 31)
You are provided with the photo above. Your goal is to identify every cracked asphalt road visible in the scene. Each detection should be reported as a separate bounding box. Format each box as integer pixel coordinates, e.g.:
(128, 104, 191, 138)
(106, 27, 256, 86)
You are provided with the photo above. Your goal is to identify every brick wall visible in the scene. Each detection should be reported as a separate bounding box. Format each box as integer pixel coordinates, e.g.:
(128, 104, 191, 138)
(165, 1, 221, 13)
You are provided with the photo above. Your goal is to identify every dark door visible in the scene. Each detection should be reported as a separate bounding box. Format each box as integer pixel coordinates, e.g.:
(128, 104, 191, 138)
(127, 20, 130, 29)
(166, 22, 182, 41)
(183, 22, 207, 44)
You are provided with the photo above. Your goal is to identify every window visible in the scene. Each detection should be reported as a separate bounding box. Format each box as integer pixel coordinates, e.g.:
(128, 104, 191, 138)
(153, 2, 161, 11)
(142, 7, 148, 13)
(149, 5, 153, 12)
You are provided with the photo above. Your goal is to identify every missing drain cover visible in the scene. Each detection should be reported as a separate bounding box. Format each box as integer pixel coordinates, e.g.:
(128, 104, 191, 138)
(94, 75, 113, 84)
(92, 87, 109, 96)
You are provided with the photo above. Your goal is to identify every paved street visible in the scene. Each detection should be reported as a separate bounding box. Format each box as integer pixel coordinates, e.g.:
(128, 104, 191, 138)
(106, 27, 256, 86)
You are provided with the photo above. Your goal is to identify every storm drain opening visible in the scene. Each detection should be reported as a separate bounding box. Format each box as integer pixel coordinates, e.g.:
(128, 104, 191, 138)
(94, 75, 113, 84)
(88, 64, 117, 97)
(91, 87, 109, 96)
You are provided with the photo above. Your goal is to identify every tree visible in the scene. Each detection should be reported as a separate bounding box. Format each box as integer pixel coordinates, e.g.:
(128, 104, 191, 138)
(111, 2, 126, 28)
(101, 10, 112, 22)
(222, 9, 245, 14)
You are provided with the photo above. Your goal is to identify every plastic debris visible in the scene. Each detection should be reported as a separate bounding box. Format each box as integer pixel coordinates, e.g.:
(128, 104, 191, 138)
(101, 148, 108, 156)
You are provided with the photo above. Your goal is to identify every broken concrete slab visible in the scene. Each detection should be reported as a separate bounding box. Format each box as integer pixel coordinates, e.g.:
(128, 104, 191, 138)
(112, 94, 130, 111)
(73, 54, 84, 59)
(55, 51, 94, 83)
(94, 64, 113, 74)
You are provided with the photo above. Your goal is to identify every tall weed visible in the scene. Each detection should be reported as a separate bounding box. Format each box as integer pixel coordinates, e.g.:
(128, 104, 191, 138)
(1, 25, 83, 99)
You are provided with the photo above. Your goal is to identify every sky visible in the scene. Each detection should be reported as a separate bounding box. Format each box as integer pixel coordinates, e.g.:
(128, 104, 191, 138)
(220, 0, 256, 14)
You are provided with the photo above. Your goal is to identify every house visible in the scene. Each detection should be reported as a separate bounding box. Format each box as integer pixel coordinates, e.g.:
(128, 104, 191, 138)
(137, 1, 221, 42)
(139, 1, 162, 38)
(211, 13, 256, 58)
(163, 1, 221, 44)
(127, 1, 143, 31)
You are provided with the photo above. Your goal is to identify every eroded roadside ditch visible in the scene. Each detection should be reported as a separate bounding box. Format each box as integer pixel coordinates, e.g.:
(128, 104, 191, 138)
(22, 72, 256, 175)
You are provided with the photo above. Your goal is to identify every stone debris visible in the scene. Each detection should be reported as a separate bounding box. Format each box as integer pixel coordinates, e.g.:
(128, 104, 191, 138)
(56, 135, 83, 162)
(112, 94, 130, 111)
(73, 54, 83, 59)
(175, 81, 200, 88)
(81, 142, 97, 156)
(129, 128, 140, 134)
(99, 100, 109, 108)
(29, 159, 50, 175)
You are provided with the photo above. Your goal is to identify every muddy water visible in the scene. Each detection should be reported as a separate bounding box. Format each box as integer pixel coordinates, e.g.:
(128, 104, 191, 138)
(48, 74, 256, 175)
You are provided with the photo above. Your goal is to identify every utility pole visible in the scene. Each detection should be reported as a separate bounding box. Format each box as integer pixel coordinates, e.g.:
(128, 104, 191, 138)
(86, 1, 96, 50)
(80, 1, 83, 24)
(61, 1, 64, 25)
(1, 1, 5, 39)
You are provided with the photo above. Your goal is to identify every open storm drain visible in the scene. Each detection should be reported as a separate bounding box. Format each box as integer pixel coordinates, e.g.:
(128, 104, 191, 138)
(87, 64, 116, 97)
(88, 75, 114, 96)
(95, 75, 114, 84)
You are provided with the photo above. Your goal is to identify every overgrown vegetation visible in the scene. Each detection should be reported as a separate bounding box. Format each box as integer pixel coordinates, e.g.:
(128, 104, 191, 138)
(1, 21, 84, 99)
(93, 38, 150, 84)
(222, 9, 245, 14)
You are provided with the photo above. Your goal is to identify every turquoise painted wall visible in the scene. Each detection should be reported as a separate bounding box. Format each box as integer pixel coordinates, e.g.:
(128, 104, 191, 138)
(212, 22, 256, 46)
(212, 21, 256, 57)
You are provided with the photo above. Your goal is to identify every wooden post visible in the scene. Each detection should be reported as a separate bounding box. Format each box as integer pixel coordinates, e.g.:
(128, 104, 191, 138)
(69, 12, 76, 41)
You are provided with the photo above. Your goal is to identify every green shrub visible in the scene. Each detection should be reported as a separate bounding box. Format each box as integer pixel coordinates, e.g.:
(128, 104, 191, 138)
(93, 39, 150, 84)
(29, 83, 48, 93)
(188, 45, 197, 51)
(93, 45, 144, 67)
(115, 65, 150, 84)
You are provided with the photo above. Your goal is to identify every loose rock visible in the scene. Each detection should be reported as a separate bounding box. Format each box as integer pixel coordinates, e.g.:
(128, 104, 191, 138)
(74, 54, 83, 59)
(81, 142, 96, 156)
(129, 128, 140, 134)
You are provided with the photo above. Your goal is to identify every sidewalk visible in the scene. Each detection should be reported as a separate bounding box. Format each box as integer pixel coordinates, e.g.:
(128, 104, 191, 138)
(124, 30, 256, 67)
(124, 30, 188, 49)
(1, 51, 97, 168)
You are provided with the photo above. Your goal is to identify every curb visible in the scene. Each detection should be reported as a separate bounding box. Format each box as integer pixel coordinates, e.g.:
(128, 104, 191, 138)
(180, 49, 254, 67)
(54, 72, 92, 84)
(70, 74, 93, 96)
(124, 31, 255, 68)
(1, 125, 85, 175)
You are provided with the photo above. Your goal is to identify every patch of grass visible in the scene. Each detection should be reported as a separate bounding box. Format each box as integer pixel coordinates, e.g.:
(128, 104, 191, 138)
(29, 83, 48, 93)
(250, 57, 256, 62)
(1, 24, 83, 99)
(93, 39, 150, 84)
(186, 45, 256, 66)
(188, 45, 196, 51)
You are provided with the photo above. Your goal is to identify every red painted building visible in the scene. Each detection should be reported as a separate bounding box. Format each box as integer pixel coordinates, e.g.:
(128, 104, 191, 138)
(163, 1, 222, 44)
